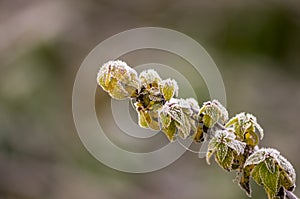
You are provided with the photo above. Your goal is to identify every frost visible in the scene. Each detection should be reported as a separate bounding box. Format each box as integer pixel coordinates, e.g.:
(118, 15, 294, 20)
(227, 139, 246, 155)
(97, 60, 298, 199)
(244, 148, 280, 167)
(199, 100, 229, 128)
(245, 147, 296, 186)
(259, 161, 280, 195)
(185, 98, 200, 111)
(217, 143, 228, 162)
(97, 60, 140, 99)
(159, 98, 196, 140)
(226, 112, 264, 147)
(139, 69, 162, 86)
(245, 148, 296, 194)
(276, 153, 296, 185)
(213, 129, 246, 155)
(159, 78, 178, 101)
(206, 129, 246, 170)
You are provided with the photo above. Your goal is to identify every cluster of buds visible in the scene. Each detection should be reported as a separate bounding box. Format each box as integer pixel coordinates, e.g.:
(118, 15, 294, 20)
(97, 60, 297, 199)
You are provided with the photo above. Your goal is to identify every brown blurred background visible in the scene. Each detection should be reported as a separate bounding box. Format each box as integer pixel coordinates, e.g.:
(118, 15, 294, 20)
(1, 0, 300, 198)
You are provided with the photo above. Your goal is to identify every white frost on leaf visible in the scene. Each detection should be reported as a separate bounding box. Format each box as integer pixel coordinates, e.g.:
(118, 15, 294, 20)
(212, 129, 246, 155)
(244, 148, 280, 167)
(97, 60, 140, 99)
(159, 98, 195, 139)
(276, 153, 296, 184)
(199, 100, 229, 126)
(159, 78, 179, 101)
(139, 69, 162, 86)
(227, 139, 246, 155)
(226, 112, 264, 140)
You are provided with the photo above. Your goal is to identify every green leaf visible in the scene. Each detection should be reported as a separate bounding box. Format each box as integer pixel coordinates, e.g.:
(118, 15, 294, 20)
(138, 110, 149, 128)
(208, 137, 219, 151)
(219, 148, 234, 171)
(244, 130, 259, 146)
(139, 69, 162, 85)
(162, 120, 176, 141)
(175, 110, 191, 139)
(225, 117, 238, 128)
(147, 111, 160, 130)
(259, 161, 280, 195)
(265, 158, 276, 174)
(159, 79, 178, 101)
(202, 114, 213, 128)
(251, 163, 263, 186)
(253, 122, 264, 140)
(279, 171, 295, 191)
(97, 60, 140, 99)
(216, 143, 228, 163)
(244, 150, 266, 167)
(276, 154, 296, 185)
(159, 113, 171, 128)
(226, 139, 246, 155)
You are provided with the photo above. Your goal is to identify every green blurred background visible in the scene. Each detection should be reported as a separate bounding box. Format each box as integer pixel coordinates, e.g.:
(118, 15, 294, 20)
(1, 0, 300, 198)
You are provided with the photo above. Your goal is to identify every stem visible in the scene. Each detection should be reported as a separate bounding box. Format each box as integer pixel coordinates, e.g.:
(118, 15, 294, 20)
(286, 190, 299, 199)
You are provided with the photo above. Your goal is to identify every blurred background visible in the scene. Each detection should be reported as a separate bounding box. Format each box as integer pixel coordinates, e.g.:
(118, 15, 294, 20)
(1, 0, 300, 198)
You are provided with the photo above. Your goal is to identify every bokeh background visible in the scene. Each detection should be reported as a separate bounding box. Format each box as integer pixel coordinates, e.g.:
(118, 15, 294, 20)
(1, 0, 300, 198)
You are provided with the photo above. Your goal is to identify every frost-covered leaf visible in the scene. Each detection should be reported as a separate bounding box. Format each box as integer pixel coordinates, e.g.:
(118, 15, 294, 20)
(225, 117, 238, 128)
(137, 110, 149, 128)
(162, 120, 176, 141)
(97, 60, 140, 99)
(244, 130, 259, 146)
(175, 111, 191, 139)
(265, 158, 276, 174)
(245, 148, 270, 167)
(199, 100, 229, 128)
(161, 98, 183, 123)
(206, 137, 219, 165)
(276, 154, 296, 185)
(159, 78, 178, 101)
(251, 163, 263, 186)
(246, 148, 296, 195)
(147, 110, 160, 130)
(216, 143, 228, 163)
(219, 148, 234, 171)
(253, 122, 264, 140)
(185, 98, 200, 111)
(139, 69, 161, 86)
(279, 171, 295, 191)
(158, 98, 195, 140)
(206, 130, 241, 171)
(227, 139, 246, 155)
(214, 129, 230, 140)
(159, 112, 171, 128)
(213, 129, 246, 156)
(208, 137, 219, 151)
(225, 112, 264, 144)
(212, 100, 229, 124)
(202, 114, 214, 128)
(259, 160, 280, 195)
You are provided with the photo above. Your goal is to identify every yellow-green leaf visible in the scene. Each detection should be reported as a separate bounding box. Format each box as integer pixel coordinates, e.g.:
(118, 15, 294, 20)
(216, 143, 228, 163)
(259, 161, 280, 195)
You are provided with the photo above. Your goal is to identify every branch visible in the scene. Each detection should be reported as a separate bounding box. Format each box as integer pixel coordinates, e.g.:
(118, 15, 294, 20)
(286, 190, 299, 199)
(97, 60, 298, 199)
